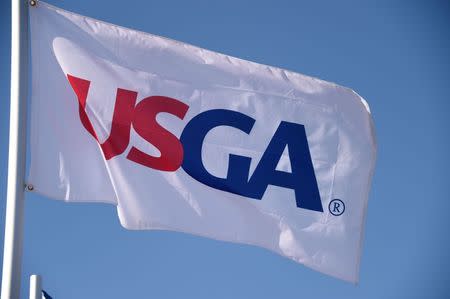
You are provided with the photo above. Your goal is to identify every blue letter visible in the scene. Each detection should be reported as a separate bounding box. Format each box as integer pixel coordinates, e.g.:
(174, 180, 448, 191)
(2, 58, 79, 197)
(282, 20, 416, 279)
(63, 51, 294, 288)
(181, 109, 255, 195)
(247, 121, 323, 212)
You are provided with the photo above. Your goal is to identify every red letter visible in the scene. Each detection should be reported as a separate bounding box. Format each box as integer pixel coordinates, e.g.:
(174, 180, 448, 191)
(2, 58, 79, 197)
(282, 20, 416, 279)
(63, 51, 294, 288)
(67, 74, 137, 160)
(127, 96, 189, 171)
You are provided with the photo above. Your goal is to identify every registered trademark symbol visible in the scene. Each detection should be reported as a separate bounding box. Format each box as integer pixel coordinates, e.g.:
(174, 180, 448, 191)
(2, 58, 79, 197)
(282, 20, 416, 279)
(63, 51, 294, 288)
(328, 199, 345, 216)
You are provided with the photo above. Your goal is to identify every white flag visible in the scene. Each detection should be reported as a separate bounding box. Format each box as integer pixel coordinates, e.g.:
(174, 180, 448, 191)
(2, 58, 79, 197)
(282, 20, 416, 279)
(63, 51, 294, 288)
(29, 1, 376, 282)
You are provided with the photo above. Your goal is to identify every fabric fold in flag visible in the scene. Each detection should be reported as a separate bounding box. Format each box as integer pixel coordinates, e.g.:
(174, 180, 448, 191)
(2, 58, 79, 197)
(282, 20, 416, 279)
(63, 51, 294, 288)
(28, 1, 376, 283)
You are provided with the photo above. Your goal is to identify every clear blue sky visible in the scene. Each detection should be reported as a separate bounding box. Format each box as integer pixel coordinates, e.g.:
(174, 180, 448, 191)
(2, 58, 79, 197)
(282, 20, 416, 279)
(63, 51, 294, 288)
(1, 0, 449, 298)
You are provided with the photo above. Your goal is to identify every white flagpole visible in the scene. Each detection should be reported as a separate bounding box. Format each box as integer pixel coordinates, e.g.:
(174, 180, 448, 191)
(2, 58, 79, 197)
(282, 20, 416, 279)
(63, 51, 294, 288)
(1, 0, 30, 298)
(28, 275, 41, 299)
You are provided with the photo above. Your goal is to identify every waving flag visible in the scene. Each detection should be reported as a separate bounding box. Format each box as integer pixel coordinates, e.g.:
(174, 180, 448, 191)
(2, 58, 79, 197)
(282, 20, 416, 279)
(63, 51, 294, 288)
(28, 1, 376, 282)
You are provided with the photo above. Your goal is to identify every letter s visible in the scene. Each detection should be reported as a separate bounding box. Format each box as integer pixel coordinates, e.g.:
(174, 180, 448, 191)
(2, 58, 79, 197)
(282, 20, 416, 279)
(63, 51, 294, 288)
(127, 96, 189, 171)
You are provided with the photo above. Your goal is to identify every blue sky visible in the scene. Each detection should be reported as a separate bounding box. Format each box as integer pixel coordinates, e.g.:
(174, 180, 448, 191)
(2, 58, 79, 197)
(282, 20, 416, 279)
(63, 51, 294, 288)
(1, 0, 449, 298)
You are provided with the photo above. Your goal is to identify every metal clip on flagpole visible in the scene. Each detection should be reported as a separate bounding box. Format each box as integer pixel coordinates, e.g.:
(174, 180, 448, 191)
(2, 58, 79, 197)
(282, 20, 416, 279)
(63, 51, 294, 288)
(1, 0, 31, 298)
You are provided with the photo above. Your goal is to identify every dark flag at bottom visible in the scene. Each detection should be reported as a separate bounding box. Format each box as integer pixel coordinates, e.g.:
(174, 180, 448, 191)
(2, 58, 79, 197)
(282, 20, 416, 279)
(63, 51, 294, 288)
(42, 290, 53, 299)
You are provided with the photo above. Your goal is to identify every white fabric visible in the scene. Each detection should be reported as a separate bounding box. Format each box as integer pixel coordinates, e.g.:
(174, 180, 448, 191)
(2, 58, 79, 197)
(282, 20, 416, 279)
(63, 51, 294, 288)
(29, 1, 376, 282)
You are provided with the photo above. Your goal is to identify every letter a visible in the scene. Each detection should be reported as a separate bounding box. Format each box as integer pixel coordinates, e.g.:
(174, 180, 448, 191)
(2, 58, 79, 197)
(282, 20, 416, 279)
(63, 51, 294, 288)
(247, 121, 323, 212)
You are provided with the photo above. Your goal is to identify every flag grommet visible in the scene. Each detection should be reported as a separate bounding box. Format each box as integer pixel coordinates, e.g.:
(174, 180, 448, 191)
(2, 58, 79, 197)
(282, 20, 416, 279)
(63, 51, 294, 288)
(26, 184, 34, 191)
(29, 0, 37, 7)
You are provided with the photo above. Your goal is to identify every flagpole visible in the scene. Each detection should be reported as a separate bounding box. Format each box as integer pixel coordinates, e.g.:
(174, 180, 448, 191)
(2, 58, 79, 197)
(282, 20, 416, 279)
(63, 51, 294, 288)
(28, 275, 41, 299)
(1, 0, 30, 298)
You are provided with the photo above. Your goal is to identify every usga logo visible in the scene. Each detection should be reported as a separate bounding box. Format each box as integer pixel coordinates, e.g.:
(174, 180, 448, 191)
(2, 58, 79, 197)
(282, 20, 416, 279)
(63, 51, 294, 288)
(68, 74, 323, 213)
